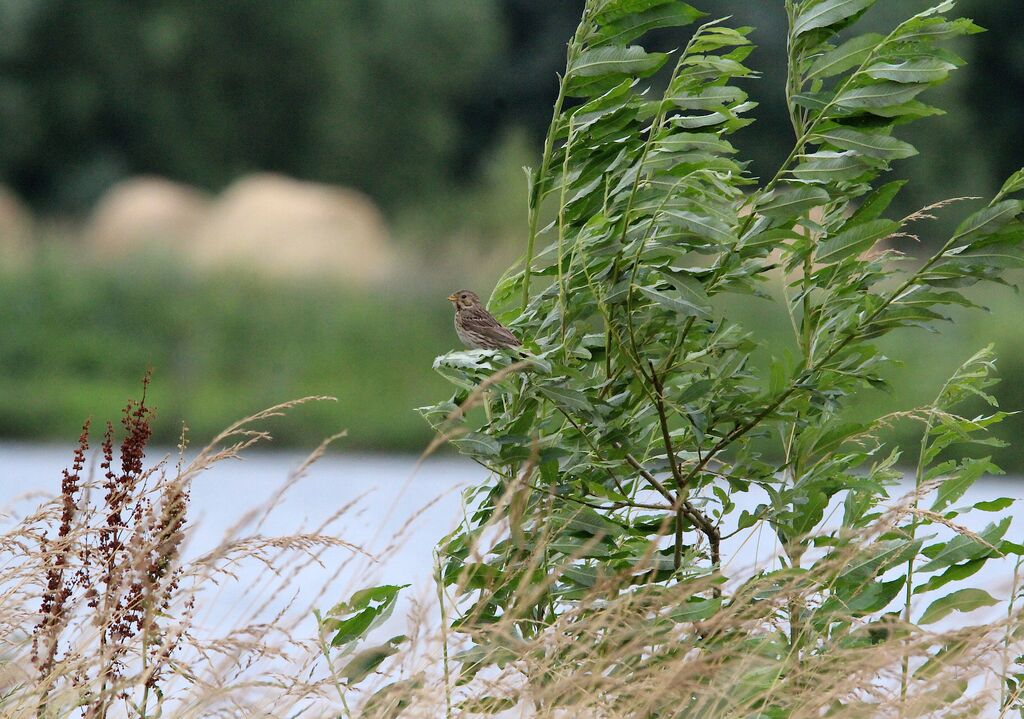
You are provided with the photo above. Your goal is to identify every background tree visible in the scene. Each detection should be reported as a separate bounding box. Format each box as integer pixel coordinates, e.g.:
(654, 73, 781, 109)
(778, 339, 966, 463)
(0, 0, 501, 211)
(0, 0, 1019, 230)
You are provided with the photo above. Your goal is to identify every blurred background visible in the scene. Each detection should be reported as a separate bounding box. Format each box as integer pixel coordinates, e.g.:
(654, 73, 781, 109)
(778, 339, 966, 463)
(0, 0, 1022, 466)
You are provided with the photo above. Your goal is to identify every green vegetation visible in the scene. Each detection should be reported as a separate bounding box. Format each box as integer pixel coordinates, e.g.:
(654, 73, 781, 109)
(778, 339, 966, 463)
(0, 0, 503, 210)
(5, 249, 1024, 468)
(0, 250, 454, 450)
(417, 0, 1024, 715)
(1, 0, 1022, 236)
(722, 280, 1024, 473)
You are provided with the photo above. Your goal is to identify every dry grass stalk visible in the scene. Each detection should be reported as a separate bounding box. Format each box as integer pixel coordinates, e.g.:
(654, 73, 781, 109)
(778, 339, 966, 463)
(2, 393, 1021, 718)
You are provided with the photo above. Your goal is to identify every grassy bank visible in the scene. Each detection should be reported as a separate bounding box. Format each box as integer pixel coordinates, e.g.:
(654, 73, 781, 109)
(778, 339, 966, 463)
(1, 252, 1023, 467)
(0, 251, 455, 451)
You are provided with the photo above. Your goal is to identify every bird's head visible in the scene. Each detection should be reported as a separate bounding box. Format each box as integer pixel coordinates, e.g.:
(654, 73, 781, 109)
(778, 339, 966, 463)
(447, 289, 481, 310)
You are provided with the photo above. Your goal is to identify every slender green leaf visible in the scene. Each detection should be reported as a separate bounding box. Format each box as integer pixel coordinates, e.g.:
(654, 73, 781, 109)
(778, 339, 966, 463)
(663, 210, 734, 243)
(678, 378, 715, 404)
(556, 507, 626, 537)
(919, 588, 998, 624)
(343, 584, 408, 612)
(913, 557, 987, 595)
(454, 433, 502, 458)
(592, 2, 705, 47)
(670, 597, 723, 622)
(659, 269, 713, 313)
(670, 85, 747, 111)
(568, 45, 667, 81)
(997, 168, 1024, 199)
(836, 81, 928, 109)
(931, 457, 999, 512)
(361, 676, 423, 719)
(837, 539, 919, 585)
(841, 577, 905, 614)
(654, 133, 737, 155)
(639, 286, 712, 318)
(943, 248, 1024, 269)
(847, 180, 907, 225)
(595, 0, 688, 23)
(865, 58, 955, 83)
(895, 16, 983, 44)
(687, 26, 753, 53)
(919, 517, 1011, 572)
(952, 200, 1022, 242)
(816, 219, 899, 263)
(539, 385, 593, 412)
(814, 127, 917, 160)
(759, 186, 830, 220)
(791, 151, 873, 183)
(339, 636, 407, 685)
(329, 608, 376, 647)
(973, 497, 1014, 512)
(325, 584, 409, 648)
(794, 0, 876, 37)
(807, 33, 883, 79)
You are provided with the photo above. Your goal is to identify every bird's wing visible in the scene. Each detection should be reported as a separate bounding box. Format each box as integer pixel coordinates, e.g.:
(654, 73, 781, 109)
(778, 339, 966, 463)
(463, 307, 520, 347)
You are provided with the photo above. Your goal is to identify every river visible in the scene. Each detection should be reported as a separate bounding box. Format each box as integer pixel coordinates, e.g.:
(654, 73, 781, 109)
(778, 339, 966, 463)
(3, 442, 1022, 633)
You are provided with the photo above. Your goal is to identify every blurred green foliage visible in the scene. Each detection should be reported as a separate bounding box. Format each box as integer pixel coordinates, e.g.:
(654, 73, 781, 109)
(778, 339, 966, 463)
(0, 1, 1020, 227)
(719, 276, 1024, 475)
(0, 0, 502, 211)
(1, 252, 1023, 469)
(0, 251, 454, 450)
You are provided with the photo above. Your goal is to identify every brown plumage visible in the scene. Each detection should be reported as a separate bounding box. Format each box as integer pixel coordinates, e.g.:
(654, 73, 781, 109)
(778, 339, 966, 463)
(448, 290, 520, 350)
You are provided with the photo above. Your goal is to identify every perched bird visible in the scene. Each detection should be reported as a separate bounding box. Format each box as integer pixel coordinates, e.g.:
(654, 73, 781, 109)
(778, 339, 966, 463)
(448, 290, 520, 350)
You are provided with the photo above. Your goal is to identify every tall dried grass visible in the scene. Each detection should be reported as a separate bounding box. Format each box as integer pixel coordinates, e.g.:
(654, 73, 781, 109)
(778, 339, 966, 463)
(1, 387, 1021, 718)
(0, 386, 384, 718)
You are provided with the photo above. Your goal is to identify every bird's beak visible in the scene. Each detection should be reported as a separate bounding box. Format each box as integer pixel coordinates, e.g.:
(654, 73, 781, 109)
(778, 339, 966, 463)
(447, 293, 458, 303)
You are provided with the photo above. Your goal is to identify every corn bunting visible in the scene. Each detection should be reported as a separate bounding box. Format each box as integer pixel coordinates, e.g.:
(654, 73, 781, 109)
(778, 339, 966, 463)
(448, 290, 520, 349)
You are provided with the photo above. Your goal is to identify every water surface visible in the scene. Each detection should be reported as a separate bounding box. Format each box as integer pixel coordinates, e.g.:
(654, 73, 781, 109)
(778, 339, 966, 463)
(4, 443, 1022, 632)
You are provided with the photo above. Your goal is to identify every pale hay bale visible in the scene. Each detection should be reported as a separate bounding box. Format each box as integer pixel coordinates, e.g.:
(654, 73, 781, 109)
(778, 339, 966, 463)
(0, 185, 34, 262)
(191, 173, 395, 282)
(86, 176, 211, 255)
